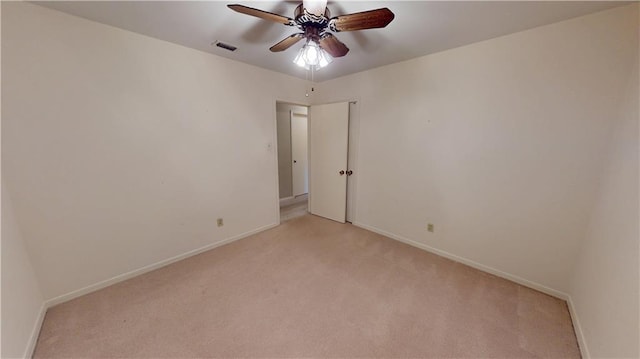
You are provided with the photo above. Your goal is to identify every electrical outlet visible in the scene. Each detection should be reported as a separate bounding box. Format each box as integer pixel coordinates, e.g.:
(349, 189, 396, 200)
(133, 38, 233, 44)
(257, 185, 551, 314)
(217, 218, 224, 227)
(427, 223, 434, 232)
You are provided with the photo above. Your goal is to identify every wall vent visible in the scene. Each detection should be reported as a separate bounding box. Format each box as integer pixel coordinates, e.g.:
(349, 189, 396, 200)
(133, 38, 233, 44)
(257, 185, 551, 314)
(214, 41, 237, 52)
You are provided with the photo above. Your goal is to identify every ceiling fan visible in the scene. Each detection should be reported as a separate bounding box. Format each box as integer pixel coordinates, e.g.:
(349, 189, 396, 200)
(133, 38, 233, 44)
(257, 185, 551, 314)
(228, 0, 394, 69)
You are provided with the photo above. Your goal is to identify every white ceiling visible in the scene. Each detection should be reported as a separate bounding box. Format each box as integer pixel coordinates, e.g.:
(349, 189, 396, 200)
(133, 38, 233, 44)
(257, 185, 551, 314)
(34, 1, 627, 82)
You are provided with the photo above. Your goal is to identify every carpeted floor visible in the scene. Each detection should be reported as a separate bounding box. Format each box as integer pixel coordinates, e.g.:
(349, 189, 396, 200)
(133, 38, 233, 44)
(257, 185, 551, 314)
(34, 214, 580, 358)
(280, 199, 308, 222)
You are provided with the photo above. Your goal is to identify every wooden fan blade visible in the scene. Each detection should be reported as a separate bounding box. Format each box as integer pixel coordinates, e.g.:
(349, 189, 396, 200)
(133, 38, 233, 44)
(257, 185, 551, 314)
(270, 34, 305, 52)
(227, 4, 293, 25)
(319, 34, 349, 57)
(329, 8, 394, 32)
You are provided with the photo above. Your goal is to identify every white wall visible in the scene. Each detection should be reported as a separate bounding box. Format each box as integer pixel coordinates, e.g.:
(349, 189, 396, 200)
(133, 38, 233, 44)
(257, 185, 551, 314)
(2, 2, 309, 301)
(313, 4, 638, 296)
(1, 183, 45, 358)
(568, 21, 639, 358)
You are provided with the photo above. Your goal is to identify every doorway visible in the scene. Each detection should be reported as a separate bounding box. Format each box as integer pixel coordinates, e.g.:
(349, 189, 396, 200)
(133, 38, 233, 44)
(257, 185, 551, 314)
(276, 100, 357, 224)
(276, 102, 309, 222)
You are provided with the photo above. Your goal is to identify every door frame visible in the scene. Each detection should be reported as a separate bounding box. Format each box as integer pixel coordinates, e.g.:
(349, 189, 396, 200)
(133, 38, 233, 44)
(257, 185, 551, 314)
(345, 99, 361, 223)
(273, 99, 311, 225)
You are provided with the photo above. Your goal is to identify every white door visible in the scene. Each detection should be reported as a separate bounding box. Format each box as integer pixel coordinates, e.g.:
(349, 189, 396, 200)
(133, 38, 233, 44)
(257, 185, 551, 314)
(291, 111, 308, 196)
(309, 102, 349, 223)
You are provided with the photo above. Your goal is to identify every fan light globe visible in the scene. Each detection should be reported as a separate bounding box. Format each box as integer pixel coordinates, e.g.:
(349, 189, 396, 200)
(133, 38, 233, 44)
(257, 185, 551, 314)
(318, 50, 333, 68)
(293, 50, 307, 68)
(303, 42, 320, 66)
(303, 0, 327, 16)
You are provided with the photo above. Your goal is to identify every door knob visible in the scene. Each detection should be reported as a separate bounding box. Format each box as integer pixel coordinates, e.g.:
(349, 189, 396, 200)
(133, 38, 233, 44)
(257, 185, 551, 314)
(339, 170, 345, 175)
(346, 170, 353, 176)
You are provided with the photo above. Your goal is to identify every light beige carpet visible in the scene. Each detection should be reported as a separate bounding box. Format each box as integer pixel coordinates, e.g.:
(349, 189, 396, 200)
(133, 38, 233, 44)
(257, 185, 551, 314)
(34, 214, 580, 358)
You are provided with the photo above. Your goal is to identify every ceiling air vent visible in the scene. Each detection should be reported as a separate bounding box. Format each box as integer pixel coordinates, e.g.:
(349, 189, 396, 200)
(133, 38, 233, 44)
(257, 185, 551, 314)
(214, 41, 237, 52)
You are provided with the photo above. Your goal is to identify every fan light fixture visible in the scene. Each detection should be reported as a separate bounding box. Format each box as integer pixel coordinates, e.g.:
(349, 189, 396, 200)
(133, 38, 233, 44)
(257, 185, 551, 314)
(293, 40, 333, 70)
(228, 2, 395, 71)
(304, 0, 327, 16)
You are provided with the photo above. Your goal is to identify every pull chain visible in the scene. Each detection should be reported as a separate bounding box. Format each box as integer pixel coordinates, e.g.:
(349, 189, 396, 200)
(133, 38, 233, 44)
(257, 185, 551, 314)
(305, 67, 315, 97)
(305, 66, 310, 97)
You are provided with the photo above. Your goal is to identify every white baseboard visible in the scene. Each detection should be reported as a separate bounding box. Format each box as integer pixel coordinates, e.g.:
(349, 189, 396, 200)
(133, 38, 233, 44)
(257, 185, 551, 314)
(24, 302, 47, 359)
(279, 196, 294, 204)
(566, 295, 590, 359)
(352, 221, 569, 300)
(45, 223, 279, 308)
